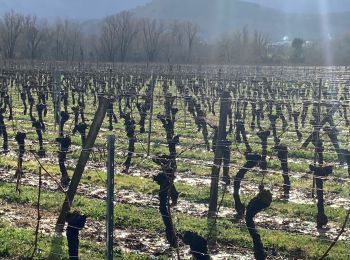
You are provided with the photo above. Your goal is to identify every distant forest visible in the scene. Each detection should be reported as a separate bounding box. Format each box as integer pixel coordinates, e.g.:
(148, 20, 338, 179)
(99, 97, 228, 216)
(1, 10, 350, 65)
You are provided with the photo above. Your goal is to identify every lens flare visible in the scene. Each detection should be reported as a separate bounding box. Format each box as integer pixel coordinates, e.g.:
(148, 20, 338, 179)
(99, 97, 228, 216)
(318, 0, 333, 65)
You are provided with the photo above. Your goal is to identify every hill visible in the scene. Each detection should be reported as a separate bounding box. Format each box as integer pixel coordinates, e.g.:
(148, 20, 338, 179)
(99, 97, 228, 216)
(131, 0, 350, 41)
(0, 0, 150, 20)
(245, 0, 350, 14)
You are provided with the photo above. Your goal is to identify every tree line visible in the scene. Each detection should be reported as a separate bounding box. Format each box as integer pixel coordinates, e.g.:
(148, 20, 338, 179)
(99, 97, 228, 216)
(1, 10, 350, 65)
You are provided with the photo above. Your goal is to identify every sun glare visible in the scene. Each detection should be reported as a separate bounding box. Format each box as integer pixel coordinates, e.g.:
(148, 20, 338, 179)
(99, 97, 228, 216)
(319, 0, 333, 65)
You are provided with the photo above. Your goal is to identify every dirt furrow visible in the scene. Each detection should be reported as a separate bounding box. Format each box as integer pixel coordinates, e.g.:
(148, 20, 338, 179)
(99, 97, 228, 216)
(0, 167, 348, 243)
(129, 167, 350, 209)
(0, 202, 254, 259)
(4, 145, 349, 210)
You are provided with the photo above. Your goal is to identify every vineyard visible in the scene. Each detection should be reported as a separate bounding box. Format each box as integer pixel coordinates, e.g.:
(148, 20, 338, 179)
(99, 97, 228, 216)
(0, 63, 349, 259)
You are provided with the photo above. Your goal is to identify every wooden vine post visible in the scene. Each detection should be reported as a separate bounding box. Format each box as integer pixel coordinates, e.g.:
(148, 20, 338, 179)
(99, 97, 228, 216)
(106, 134, 115, 259)
(147, 78, 155, 156)
(53, 71, 61, 135)
(207, 90, 231, 245)
(312, 78, 322, 198)
(55, 96, 109, 232)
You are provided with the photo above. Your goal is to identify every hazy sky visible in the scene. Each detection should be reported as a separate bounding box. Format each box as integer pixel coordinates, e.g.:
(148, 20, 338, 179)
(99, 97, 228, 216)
(245, 0, 350, 13)
(0, 0, 151, 20)
(1, 0, 349, 20)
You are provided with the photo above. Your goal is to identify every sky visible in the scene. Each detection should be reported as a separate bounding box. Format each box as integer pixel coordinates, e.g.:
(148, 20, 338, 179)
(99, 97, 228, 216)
(245, 0, 350, 13)
(0, 0, 151, 20)
(1, 0, 349, 20)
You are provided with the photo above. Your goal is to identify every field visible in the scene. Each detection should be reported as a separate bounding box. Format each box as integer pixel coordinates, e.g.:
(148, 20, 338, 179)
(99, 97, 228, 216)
(0, 64, 349, 259)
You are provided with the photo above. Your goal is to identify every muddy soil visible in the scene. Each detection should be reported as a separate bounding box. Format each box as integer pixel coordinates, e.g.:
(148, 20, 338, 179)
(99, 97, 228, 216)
(0, 202, 254, 259)
(0, 166, 348, 243)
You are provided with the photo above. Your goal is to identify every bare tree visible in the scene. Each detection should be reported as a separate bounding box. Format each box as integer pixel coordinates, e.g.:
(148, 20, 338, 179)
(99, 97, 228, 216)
(52, 19, 69, 61)
(219, 34, 234, 63)
(251, 30, 269, 63)
(67, 24, 83, 62)
(0, 11, 24, 59)
(100, 12, 137, 62)
(217, 28, 268, 64)
(170, 20, 185, 47)
(161, 20, 186, 63)
(0, 10, 279, 64)
(241, 26, 250, 63)
(101, 15, 118, 62)
(86, 34, 102, 62)
(22, 15, 48, 61)
(162, 28, 174, 63)
(50, 19, 83, 62)
(184, 21, 199, 63)
(218, 30, 243, 64)
(140, 18, 164, 63)
(115, 11, 138, 62)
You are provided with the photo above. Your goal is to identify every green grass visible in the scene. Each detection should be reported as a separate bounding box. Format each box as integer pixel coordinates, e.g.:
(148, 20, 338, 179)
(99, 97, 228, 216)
(0, 182, 348, 259)
(2, 82, 349, 259)
(0, 154, 348, 225)
(0, 220, 147, 259)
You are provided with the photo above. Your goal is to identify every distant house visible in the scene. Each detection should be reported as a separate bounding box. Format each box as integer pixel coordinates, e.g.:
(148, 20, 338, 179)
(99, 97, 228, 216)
(266, 39, 312, 63)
